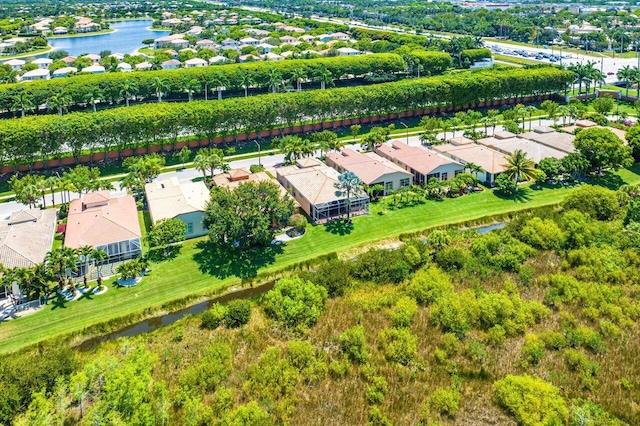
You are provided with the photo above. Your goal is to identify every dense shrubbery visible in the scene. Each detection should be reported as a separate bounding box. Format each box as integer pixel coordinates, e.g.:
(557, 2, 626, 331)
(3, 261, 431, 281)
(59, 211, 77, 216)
(263, 275, 328, 329)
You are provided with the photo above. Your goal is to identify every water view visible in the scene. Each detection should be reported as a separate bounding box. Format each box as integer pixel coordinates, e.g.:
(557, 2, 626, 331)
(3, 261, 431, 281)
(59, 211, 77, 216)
(47, 20, 169, 57)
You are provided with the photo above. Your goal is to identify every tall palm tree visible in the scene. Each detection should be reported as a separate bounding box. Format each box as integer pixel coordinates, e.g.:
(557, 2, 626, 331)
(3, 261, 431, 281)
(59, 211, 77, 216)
(193, 147, 227, 182)
(240, 73, 255, 97)
(119, 80, 138, 107)
(45, 247, 79, 289)
(440, 120, 453, 140)
(209, 75, 228, 100)
(617, 65, 633, 100)
(183, 78, 201, 102)
(567, 63, 590, 96)
(266, 69, 283, 94)
(334, 171, 364, 224)
(78, 245, 94, 279)
(314, 67, 333, 90)
(12, 91, 34, 117)
(464, 162, 484, 187)
(152, 77, 169, 103)
(523, 105, 538, 131)
(47, 93, 71, 116)
(290, 67, 307, 91)
(44, 176, 59, 207)
(503, 149, 536, 190)
(92, 248, 108, 289)
(558, 105, 570, 126)
(589, 68, 606, 92)
(84, 87, 103, 112)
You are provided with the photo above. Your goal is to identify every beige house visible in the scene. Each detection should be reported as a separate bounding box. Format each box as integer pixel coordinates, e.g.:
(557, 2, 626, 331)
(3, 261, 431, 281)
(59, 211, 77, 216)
(0, 209, 56, 269)
(65, 192, 142, 263)
(518, 126, 576, 154)
(432, 139, 508, 184)
(478, 136, 569, 164)
(325, 149, 412, 194)
(376, 141, 464, 185)
(146, 178, 210, 239)
(276, 159, 369, 223)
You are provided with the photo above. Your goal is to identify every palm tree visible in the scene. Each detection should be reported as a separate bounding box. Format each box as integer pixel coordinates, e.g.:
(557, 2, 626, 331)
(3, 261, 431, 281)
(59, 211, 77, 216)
(193, 148, 227, 182)
(152, 77, 169, 103)
(440, 120, 453, 140)
(314, 67, 333, 90)
(278, 136, 307, 164)
(503, 149, 536, 190)
(464, 162, 483, 187)
(209, 75, 228, 100)
(47, 93, 71, 116)
(558, 105, 570, 126)
(590, 68, 606, 92)
(119, 80, 138, 107)
(266, 69, 283, 94)
(84, 87, 103, 112)
(45, 247, 79, 290)
(240, 73, 255, 97)
(11, 91, 34, 118)
(92, 248, 108, 289)
(617, 65, 633, 100)
(183, 78, 201, 102)
(523, 105, 538, 131)
(44, 176, 59, 207)
(78, 245, 94, 279)
(291, 67, 307, 91)
(334, 171, 364, 225)
(567, 63, 590, 96)
(2, 70, 19, 84)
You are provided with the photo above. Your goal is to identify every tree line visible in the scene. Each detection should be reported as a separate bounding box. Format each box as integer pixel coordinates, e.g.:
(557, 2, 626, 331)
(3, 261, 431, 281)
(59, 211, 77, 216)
(0, 67, 572, 169)
(0, 54, 407, 117)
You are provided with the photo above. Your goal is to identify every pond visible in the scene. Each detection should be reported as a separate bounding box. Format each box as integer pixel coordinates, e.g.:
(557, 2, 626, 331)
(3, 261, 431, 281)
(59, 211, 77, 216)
(473, 222, 506, 234)
(47, 20, 169, 57)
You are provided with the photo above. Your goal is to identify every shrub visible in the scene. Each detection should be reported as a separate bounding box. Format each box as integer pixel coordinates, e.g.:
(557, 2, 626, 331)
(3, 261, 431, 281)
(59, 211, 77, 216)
(564, 348, 599, 390)
(288, 213, 307, 234)
(368, 406, 392, 426)
(407, 266, 454, 306)
(429, 291, 474, 338)
(339, 325, 369, 364)
(391, 296, 418, 328)
(378, 327, 418, 365)
(519, 217, 563, 250)
(520, 334, 545, 366)
(263, 275, 328, 329)
(493, 375, 569, 426)
(539, 331, 567, 350)
(286, 340, 316, 370)
(201, 304, 227, 330)
(486, 325, 507, 347)
(429, 385, 461, 418)
(495, 173, 517, 196)
(249, 164, 265, 173)
(223, 299, 252, 329)
(180, 344, 232, 393)
(310, 258, 352, 297)
(366, 376, 388, 404)
(352, 248, 412, 284)
(434, 247, 468, 271)
(563, 186, 620, 221)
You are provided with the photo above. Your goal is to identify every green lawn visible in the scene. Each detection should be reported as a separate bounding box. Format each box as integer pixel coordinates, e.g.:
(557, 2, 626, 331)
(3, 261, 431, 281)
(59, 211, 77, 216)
(47, 29, 114, 39)
(1, 165, 639, 354)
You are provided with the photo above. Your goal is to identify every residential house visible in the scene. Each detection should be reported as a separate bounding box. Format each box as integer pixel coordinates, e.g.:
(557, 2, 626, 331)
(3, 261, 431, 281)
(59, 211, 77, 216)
(257, 43, 274, 53)
(262, 52, 283, 61)
(209, 55, 228, 65)
(187, 26, 203, 36)
(240, 36, 260, 46)
(213, 169, 291, 200)
(53, 26, 68, 35)
(52, 66, 77, 78)
(518, 126, 576, 154)
(238, 54, 261, 62)
(331, 32, 350, 41)
(432, 139, 507, 184)
(376, 141, 464, 185)
(0, 209, 56, 269)
(221, 38, 240, 50)
(145, 178, 210, 239)
(316, 34, 333, 42)
(81, 65, 105, 74)
(60, 56, 76, 65)
(276, 159, 370, 223)
(80, 54, 101, 64)
(196, 39, 215, 49)
(337, 47, 361, 56)
(326, 149, 413, 194)
(116, 62, 132, 72)
(109, 53, 125, 62)
(299, 35, 316, 43)
(161, 59, 181, 70)
(161, 18, 183, 27)
(135, 61, 152, 71)
(4, 59, 25, 71)
(478, 136, 569, 164)
(185, 58, 208, 68)
(21, 69, 50, 81)
(280, 35, 298, 44)
(32, 58, 52, 69)
(65, 192, 142, 263)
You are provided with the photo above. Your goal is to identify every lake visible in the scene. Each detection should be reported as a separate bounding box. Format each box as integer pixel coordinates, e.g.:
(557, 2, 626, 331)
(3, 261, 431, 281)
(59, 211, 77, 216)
(47, 20, 170, 57)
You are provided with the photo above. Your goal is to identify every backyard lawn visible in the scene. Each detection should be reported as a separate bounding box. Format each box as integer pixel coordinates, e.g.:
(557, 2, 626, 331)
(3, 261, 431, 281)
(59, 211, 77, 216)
(1, 165, 639, 354)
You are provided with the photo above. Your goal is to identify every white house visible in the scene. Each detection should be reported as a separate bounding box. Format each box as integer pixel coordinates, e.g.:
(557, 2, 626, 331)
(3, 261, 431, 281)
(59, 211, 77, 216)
(337, 47, 361, 56)
(32, 58, 53, 69)
(117, 62, 132, 72)
(209, 55, 228, 65)
(52, 66, 77, 78)
(262, 52, 283, 61)
(4, 59, 25, 70)
(331, 32, 350, 41)
(221, 38, 240, 50)
(80, 54, 100, 64)
(240, 37, 260, 46)
(196, 39, 215, 49)
(185, 57, 208, 68)
(135, 61, 152, 71)
(161, 59, 181, 70)
(81, 65, 105, 74)
(21, 69, 50, 81)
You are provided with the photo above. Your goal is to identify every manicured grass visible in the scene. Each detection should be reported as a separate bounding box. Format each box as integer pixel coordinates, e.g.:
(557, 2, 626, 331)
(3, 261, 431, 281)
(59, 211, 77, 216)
(48, 29, 115, 39)
(1, 165, 639, 354)
(493, 54, 537, 66)
(0, 46, 52, 60)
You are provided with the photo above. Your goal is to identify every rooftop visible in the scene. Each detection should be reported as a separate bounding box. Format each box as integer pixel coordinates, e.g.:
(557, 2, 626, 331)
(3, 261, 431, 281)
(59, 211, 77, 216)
(325, 149, 412, 185)
(145, 178, 209, 223)
(478, 136, 569, 163)
(64, 192, 141, 249)
(519, 130, 576, 153)
(376, 141, 462, 175)
(432, 143, 508, 174)
(0, 209, 56, 269)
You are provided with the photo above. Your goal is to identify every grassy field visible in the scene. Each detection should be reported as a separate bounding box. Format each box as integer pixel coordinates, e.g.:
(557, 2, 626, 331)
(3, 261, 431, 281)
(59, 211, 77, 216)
(492, 54, 538, 66)
(1, 165, 639, 354)
(47, 29, 115, 39)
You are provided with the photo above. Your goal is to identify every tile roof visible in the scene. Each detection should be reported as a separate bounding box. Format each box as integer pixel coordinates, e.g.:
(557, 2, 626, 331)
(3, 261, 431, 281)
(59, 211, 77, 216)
(432, 143, 508, 175)
(376, 141, 462, 175)
(325, 149, 412, 185)
(64, 192, 141, 249)
(0, 209, 56, 269)
(519, 131, 576, 153)
(145, 178, 209, 223)
(478, 136, 569, 164)
(278, 165, 345, 205)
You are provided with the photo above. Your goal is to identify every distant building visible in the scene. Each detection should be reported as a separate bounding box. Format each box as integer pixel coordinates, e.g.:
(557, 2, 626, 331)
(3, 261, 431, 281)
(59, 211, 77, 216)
(52, 66, 77, 78)
(184, 58, 208, 68)
(4, 59, 25, 71)
(161, 59, 181, 70)
(337, 47, 361, 56)
(81, 65, 105, 74)
(21, 69, 50, 81)
(32, 58, 53, 69)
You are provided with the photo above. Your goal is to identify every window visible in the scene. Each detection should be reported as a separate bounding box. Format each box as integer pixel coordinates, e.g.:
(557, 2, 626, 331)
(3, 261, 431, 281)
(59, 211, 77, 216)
(426, 173, 440, 182)
(400, 178, 410, 188)
(186, 223, 193, 234)
(385, 182, 393, 192)
(441, 173, 448, 181)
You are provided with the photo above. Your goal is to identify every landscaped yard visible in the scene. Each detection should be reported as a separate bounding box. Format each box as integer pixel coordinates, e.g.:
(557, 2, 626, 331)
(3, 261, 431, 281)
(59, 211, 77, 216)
(1, 165, 639, 354)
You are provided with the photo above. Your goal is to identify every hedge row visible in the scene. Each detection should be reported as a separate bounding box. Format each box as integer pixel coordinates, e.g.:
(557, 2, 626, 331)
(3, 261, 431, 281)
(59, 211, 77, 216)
(0, 67, 572, 168)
